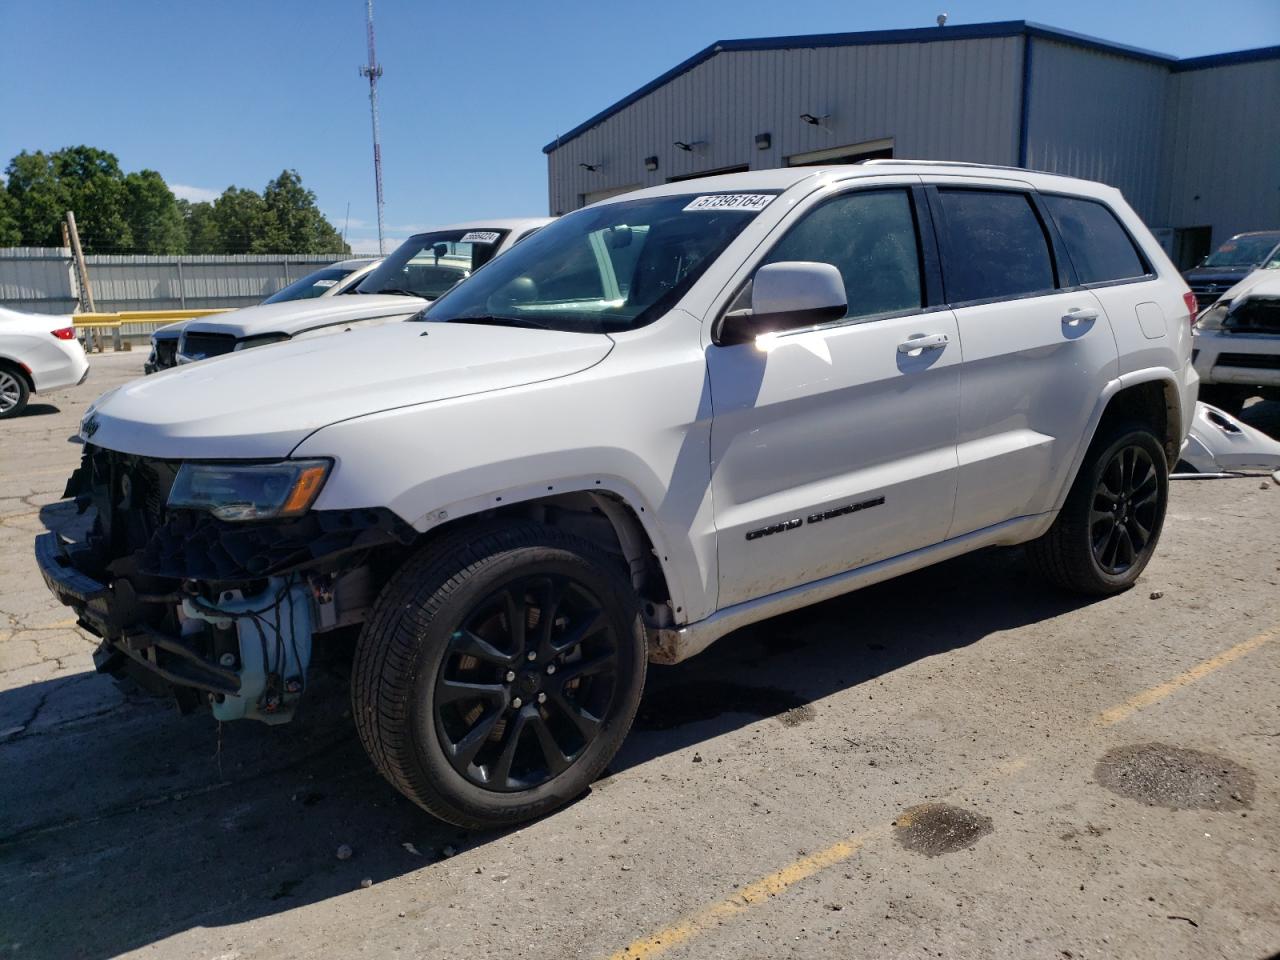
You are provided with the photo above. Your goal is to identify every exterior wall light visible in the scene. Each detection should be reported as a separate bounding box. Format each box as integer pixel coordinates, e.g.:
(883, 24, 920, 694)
(644, 156, 659, 171)
(673, 141, 694, 152)
(755, 133, 771, 150)
(579, 162, 601, 172)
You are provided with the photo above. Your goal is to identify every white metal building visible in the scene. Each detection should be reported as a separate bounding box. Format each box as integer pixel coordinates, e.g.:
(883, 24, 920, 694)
(543, 20, 1279, 267)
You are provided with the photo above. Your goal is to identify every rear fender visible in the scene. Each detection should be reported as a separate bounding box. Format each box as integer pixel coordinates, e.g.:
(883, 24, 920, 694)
(1054, 368, 1184, 511)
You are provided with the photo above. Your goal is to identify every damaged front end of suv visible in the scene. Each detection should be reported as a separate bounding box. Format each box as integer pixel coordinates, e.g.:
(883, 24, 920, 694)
(37, 445, 415, 722)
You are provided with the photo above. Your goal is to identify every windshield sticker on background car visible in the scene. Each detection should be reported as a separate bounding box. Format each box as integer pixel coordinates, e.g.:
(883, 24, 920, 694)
(313, 279, 339, 288)
(684, 194, 774, 212)
(460, 231, 501, 244)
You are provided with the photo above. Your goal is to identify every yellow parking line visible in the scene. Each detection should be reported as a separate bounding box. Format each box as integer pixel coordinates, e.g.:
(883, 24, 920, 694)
(604, 628, 1277, 960)
(607, 832, 878, 960)
(1097, 629, 1276, 727)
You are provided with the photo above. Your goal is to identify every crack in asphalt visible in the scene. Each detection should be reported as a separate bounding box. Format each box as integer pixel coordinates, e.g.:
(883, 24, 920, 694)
(2, 687, 51, 744)
(0, 673, 102, 744)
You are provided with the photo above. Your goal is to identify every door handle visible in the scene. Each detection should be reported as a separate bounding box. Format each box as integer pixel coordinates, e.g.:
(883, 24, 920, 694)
(1062, 307, 1099, 326)
(897, 333, 949, 354)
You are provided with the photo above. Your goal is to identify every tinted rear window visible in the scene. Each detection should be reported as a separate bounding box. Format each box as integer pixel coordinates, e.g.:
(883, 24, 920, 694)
(938, 189, 1054, 304)
(1043, 195, 1147, 284)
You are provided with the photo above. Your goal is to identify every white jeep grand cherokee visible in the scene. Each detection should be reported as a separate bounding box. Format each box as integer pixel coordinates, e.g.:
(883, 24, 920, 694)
(37, 162, 1197, 828)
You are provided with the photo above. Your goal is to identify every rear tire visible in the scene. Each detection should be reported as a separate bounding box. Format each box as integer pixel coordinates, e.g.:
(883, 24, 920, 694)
(0, 367, 30, 420)
(1027, 421, 1168, 595)
(352, 521, 646, 829)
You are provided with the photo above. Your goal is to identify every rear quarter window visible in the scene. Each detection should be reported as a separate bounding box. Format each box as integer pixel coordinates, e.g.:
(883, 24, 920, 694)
(1042, 195, 1148, 285)
(937, 189, 1055, 304)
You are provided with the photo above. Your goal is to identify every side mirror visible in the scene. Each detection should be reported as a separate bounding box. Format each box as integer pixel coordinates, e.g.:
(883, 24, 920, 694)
(718, 261, 847, 345)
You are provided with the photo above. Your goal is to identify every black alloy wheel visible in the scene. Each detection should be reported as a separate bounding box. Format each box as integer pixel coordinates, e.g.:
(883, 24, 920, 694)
(352, 521, 646, 829)
(1026, 421, 1168, 595)
(1089, 444, 1160, 576)
(434, 574, 619, 792)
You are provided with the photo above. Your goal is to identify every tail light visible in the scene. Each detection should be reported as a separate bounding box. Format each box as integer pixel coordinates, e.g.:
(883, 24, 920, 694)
(1183, 291, 1198, 323)
(51, 327, 77, 340)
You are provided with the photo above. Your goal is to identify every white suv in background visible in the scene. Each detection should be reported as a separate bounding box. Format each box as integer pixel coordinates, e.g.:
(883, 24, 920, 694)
(164, 219, 552, 367)
(38, 162, 1195, 829)
(145, 257, 382, 373)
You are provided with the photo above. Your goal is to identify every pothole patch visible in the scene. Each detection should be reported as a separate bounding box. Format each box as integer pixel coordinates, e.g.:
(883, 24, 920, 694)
(893, 803, 993, 857)
(1094, 743, 1255, 811)
(634, 682, 811, 730)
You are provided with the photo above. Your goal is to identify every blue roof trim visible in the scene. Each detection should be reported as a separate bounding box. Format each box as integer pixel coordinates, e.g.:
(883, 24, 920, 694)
(1172, 45, 1280, 72)
(542, 19, 1275, 154)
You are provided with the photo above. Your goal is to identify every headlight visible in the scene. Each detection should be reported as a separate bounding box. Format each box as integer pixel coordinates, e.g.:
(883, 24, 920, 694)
(167, 460, 331, 521)
(1195, 303, 1227, 332)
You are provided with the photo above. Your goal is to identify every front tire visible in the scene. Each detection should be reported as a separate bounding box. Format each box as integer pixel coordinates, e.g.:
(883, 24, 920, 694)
(0, 367, 30, 419)
(1027, 422, 1169, 595)
(353, 522, 647, 829)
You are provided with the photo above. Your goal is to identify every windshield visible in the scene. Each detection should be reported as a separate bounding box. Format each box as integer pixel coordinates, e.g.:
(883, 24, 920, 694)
(357, 229, 510, 300)
(1203, 234, 1280, 267)
(420, 193, 775, 334)
(261, 265, 360, 304)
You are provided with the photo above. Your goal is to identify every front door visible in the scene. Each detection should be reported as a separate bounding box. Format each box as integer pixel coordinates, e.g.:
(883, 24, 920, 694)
(707, 185, 961, 609)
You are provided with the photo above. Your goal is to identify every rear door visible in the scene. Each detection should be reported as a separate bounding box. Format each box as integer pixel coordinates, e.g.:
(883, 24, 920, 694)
(707, 182, 962, 608)
(926, 182, 1120, 538)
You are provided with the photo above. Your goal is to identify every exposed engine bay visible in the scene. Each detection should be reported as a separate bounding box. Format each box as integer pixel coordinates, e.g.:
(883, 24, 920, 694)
(37, 444, 416, 722)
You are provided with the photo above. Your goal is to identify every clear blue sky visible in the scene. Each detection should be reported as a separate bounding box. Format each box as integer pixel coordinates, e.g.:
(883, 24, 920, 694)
(2, 0, 1277, 253)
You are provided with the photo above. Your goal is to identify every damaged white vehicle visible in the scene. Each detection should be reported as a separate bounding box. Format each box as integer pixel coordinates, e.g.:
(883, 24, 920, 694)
(37, 163, 1197, 828)
(1192, 271, 1280, 414)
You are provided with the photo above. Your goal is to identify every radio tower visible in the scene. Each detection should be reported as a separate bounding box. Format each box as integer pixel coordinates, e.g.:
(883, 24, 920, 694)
(359, 0, 386, 254)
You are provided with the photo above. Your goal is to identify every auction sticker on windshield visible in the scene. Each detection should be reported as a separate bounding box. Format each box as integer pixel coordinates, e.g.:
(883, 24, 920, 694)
(684, 194, 773, 212)
(461, 231, 501, 244)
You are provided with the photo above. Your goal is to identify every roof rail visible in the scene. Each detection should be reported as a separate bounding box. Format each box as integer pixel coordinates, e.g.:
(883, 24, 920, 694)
(861, 158, 1036, 175)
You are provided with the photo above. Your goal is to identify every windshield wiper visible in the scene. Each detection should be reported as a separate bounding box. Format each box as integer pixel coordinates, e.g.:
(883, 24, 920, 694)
(447, 315, 551, 330)
(371, 287, 426, 298)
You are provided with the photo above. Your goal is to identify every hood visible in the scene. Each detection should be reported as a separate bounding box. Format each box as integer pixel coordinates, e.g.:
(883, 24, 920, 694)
(179, 294, 426, 339)
(84, 321, 614, 459)
(1185, 265, 1253, 282)
(152, 318, 191, 338)
(1198, 267, 1280, 308)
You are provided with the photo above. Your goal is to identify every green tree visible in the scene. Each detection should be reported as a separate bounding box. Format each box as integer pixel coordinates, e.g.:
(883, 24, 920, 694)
(4, 151, 67, 247)
(0, 187, 20, 246)
(50, 146, 133, 253)
(4, 146, 134, 252)
(262, 169, 348, 254)
(124, 169, 185, 254)
(211, 186, 271, 254)
(179, 199, 220, 254)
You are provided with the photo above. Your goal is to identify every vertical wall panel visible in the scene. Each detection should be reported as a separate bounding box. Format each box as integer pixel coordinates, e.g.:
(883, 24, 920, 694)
(1023, 39, 1170, 224)
(547, 36, 1024, 213)
(1164, 59, 1280, 245)
(0, 250, 342, 314)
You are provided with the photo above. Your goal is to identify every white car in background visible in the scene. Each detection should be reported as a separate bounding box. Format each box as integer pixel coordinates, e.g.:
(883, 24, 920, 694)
(1193, 270, 1280, 413)
(169, 219, 553, 367)
(0, 305, 90, 419)
(146, 257, 382, 373)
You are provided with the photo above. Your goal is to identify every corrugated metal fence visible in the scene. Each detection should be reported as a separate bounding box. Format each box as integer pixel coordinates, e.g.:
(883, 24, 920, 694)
(0, 248, 348, 317)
